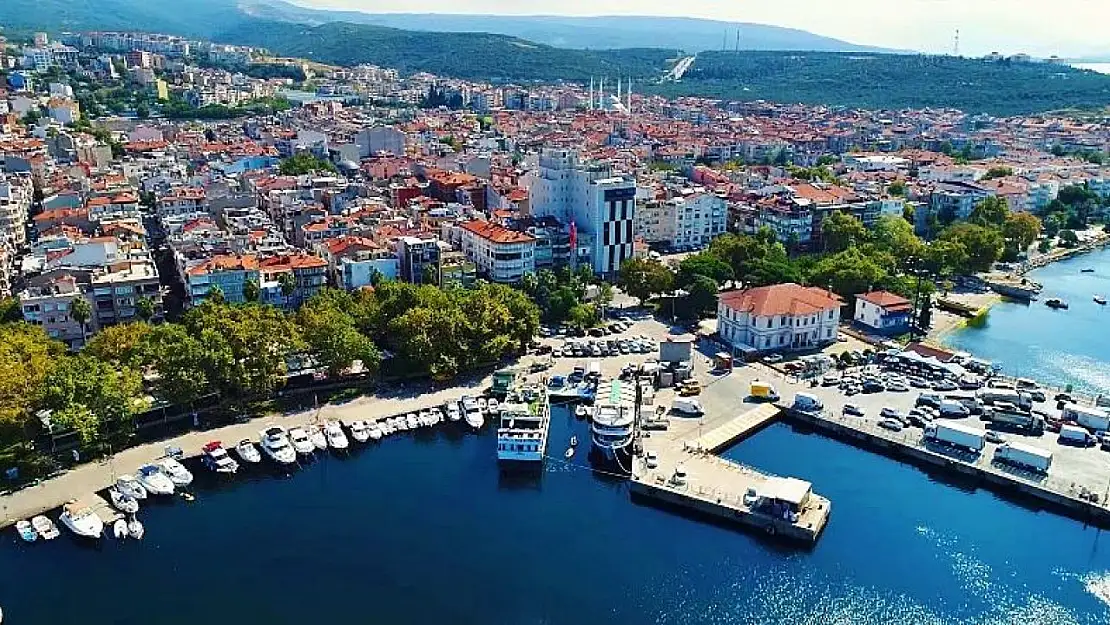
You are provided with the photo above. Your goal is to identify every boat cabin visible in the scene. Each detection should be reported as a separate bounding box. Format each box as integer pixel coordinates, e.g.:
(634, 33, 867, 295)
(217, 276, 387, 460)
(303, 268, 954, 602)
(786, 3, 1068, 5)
(753, 477, 813, 522)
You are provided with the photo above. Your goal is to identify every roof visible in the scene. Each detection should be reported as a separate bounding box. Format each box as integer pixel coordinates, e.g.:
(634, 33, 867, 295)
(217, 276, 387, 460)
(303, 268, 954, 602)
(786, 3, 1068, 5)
(764, 476, 811, 506)
(458, 220, 535, 245)
(719, 283, 841, 317)
(857, 290, 912, 311)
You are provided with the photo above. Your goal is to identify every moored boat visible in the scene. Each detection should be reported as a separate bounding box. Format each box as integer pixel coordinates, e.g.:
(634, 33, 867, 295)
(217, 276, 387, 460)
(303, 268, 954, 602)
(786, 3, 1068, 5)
(59, 501, 104, 539)
(446, 402, 461, 422)
(348, 420, 371, 443)
(115, 475, 148, 500)
(1045, 298, 1069, 309)
(234, 439, 262, 464)
(128, 517, 145, 540)
(1095, 296, 1107, 305)
(16, 520, 37, 543)
(575, 405, 588, 419)
(309, 425, 328, 451)
(112, 519, 129, 539)
(158, 457, 194, 486)
(202, 441, 240, 474)
(31, 516, 59, 540)
(136, 464, 175, 495)
(259, 427, 298, 465)
(108, 487, 140, 514)
(287, 427, 316, 456)
(324, 420, 349, 450)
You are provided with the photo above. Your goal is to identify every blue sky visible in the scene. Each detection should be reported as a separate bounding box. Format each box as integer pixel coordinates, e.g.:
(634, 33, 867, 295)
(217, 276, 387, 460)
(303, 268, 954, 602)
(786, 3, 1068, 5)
(294, 0, 1108, 58)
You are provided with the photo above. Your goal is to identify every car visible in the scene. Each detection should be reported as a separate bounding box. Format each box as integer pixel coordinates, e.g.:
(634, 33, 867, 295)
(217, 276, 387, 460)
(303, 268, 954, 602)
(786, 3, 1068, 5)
(932, 380, 958, 391)
(862, 381, 885, 393)
(909, 377, 930, 388)
(678, 381, 702, 396)
(880, 407, 905, 422)
(984, 430, 1005, 444)
(843, 403, 864, 416)
(887, 381, 909, 392)
(822, 373, 841, 386)
(536, 344, 553, 355)
(539, 327, 553, 338)
(609, 324, 624, 334)
(618, 315, 633, 323)
(588, 328, 605, 338)
(1028, 389, 1047, 402)
(844, 385, 860, 396)
(916, 393, 942, 409)
(762, 354, 784, 364)
(1055, 393, 1073, 403)
(878, 418, 904, 431)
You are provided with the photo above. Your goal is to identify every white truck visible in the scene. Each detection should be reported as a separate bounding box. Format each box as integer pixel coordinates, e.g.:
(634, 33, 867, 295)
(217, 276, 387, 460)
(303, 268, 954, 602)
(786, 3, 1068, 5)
(994, 442, 1053, 473)
(792, 392, 823, 413)
(1059, 424, 1093, 446)
(925, 421, 985, 452)
(1062, 403, 1110, 432)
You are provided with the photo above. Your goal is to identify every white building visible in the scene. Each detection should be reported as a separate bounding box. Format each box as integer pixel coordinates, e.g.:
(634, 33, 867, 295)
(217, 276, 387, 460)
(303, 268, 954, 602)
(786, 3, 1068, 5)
(356, 126, 406, 157)
(526, 149, 636, 275)
(717, 283, 841, 354)
(636, 192, 727, 249)
(853, 290, 913, 335)
(457, 220, 536, 284)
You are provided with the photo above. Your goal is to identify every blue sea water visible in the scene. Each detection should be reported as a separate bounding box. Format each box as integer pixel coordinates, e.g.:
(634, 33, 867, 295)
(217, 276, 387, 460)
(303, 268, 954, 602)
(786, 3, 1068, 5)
(2, 409, 1110, 624)
(944, 247, 1110, 396)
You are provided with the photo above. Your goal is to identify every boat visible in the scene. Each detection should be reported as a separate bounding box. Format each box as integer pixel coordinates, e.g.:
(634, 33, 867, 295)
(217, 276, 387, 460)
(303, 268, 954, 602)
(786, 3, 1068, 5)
(136, 464, 175, 495)
(115, 475, 148, 500)
(575, 405, 589, 419)
(393, 416, 408, 431)
(368, 422, 383, 440)
(570, 435, 578, 447)
(234, 439, 262, 464)
(496, 384, 550, 464)
(446, 402, 461, 422)
(59, 501, 104, 539)
(418, 411, 432, 427)
(113, 519, 129, 539)
(287, 427, 316, 456)
(564, 447, 575, 459)
(1082, 268, 1095, 273)
(348, 420, 371, 443)
(461, 396, 484, 429)
(31, 516, 59, 540)
(324, 420, 349, 450)
(16, 520, 37, 542)
(259, 426, 298, 465)
(158, 457, 194, 486)
(487, 398, 499, 415)
(1095, 296, 1107, 305)
(202, 441, 240, 474)
(309, 426, 328, 451)
(108, 487, 140, 514)
(590, 386, 635, 469)
(477, 397, 488, 413)
(1045, 298, 1069, 309)
(128, 518, 145, 540)
(406, 413, 420, 430)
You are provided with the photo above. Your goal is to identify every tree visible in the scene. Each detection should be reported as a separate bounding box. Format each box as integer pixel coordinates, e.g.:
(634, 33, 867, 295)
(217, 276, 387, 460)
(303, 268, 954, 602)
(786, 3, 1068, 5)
(279, 153, 337, 176)
(981, 166, 1013, 180)
(820, 211, 869, 253)
(1058, 229, 1080, 248)
(567, 303, 599, 330)
(40, 355, 146, 447)
(685, 275, 720, 317)
(145, 324, 210, 406)
(676, 252, 734, 287)
(0, 297, 22, 323)
(278, 271, 297, 308)
(808, 248, 887, 297)
(70, 297, 92, 343)
(969, 196, 1010, 228)
(84, 323, 154, 370)
(136, 296, 155, 322)
(0, 324, 64, 432)
(872, 214, 925, 266)
(1001, 212, 1042, 253)
(940, 224, 1004, 272)
(595, 282, 615, 315)
(206, 285, 225, 305)
(297, 300, 381, 377)
(887, 180, 907, 197)
(924, 239, 969, 276)
(618, 258, 674, 305)
(243, 278, 261, 303)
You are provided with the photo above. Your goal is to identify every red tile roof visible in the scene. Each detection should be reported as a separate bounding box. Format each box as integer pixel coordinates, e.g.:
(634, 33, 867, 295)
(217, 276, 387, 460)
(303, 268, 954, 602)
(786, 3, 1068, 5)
(857, 290, 912, 311)
(719, 283, 841, 317)
(459, 220, 535, 245)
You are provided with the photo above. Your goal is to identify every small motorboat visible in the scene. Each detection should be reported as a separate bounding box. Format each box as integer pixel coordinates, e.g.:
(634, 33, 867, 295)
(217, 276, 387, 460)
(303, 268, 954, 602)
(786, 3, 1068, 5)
(419, 410, 433, 427)
(325, 420, 349, 450)
(128, 518, 145, 540)
(369, 423, 384, 440)
(158, 457, 194, 486)
(15, 520, 37, 543)
(59, 501, 104, 539)
(487, 398, 499, 415)
(565, 447, 575, 459)
(477, 397, 488, 413)
(116, 475, 148, 500)
(575, 405, 588, 419)
(108, 487, 140, 514)
(136, 464, 175, 496)
(287, 427, 316, 456)
(1095, 296, 1107, 305)
(406, 413, 420, 430)
(112, 519, 129, 540)
(259, 427, 298, 465)
(348, 420, 371, 443)
(31, 516, 59, 540)
(1082, 268, 1095, 273)
(1045, 298, 1069, 309)
(570, 435, 578, 447)
(393, 416, 408, 431)
(202, 441, 240, 474)
(309, 426, 328, 451)
(446, 403, 461, 422)
(235, 439, 262, 464)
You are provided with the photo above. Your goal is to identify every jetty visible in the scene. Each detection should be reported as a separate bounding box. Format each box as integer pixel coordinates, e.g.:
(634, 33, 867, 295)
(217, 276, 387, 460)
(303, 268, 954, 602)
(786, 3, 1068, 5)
(631, 404, 830, 543)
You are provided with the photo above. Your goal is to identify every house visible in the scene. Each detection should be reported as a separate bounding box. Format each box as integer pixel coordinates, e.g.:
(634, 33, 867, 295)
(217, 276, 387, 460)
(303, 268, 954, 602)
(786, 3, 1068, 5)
(717, 283, 841, 355)
(854, 290, 913, 335)
(457, 220, 536, 284)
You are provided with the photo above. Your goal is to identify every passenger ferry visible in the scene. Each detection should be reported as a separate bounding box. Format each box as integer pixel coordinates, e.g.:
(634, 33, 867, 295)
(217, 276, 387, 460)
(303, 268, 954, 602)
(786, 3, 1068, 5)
(590, 380, 637, 470)
(496, 383, 550, 464)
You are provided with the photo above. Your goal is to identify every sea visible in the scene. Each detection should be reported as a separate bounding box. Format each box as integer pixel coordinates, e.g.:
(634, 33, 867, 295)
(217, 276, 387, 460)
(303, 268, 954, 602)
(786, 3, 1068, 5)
(944, 246, 1110, 397)
(2, 403, 1110, 624)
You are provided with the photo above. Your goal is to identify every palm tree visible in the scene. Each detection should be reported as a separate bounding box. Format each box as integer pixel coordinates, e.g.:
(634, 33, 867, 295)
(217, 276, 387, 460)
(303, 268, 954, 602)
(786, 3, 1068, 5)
(70, 296, 92, 345)
(278, 272, 296, 309)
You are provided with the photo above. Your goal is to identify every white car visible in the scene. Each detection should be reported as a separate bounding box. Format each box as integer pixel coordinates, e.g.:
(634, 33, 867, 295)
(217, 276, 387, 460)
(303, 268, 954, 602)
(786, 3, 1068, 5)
(879, 418, 904, 431)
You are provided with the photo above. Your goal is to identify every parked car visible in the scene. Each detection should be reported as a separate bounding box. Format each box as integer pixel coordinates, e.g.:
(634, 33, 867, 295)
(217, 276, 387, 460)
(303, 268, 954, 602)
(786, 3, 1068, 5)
(984, 430, 1005, 444)
(916, 393, 942, 408)
(909, 377, 930, 388)
(932, 380, 959, 391)
(879, 418, 904, 431)
(762, 354, 784, 364)
(843, 403, 864, 417)
(880, 407, 906, 422)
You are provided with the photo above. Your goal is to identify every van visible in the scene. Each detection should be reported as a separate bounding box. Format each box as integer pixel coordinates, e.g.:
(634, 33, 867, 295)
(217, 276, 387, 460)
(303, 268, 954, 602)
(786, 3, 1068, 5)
(672, 398, 704, 416)
(939, 400, 970, 418)
(793, 393, 823, 413)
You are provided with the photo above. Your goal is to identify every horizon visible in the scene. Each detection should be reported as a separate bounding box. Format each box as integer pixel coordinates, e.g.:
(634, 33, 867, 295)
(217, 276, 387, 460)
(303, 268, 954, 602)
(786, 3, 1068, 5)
(288, 0, 1110, 58)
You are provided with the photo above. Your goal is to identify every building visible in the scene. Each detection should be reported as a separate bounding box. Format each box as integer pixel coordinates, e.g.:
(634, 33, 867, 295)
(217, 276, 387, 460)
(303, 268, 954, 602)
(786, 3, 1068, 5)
(396, 236, 441, 284)
(527, 149, 636, 275)
(853, 290, 913, 335)
(19, 273, 94, 349)
(317, 236, 400, 290)
(356, 126, 406, 157)
(717, 283, 842, 355)
(183, 253, 260, 306)
(89, 260, 164, 327)
(637, 192, 727, 249)
(258, 253, 329, 309)
(457, 220, 536, 283)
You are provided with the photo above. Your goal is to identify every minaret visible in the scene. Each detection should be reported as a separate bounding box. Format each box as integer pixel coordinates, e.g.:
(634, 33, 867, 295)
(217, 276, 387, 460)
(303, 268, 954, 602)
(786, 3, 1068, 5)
(599, 77, 605, 110)
(627, 76, 632, 114)
(616, 77, 622, 109)
(588, 76, 594, 111)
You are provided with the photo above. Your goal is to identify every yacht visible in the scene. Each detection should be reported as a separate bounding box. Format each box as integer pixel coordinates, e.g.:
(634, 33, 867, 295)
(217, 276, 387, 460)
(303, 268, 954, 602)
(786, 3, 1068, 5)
(31, 516, 59, 540)
(348, 420, 371, 443)
(487, 398, 499, 415)
(496, 385, 550, 464)
(324, 420, 349, 450)
(59, 501, 104, 539)
(288, 427, 316, 456)
(108, 488, 140, 514)
(406, 413, 420, 429)
(368, 422, 383, 440)
(16, 520, 36, 542)
(477, 397, 488, 413)
(234, 439, 262, 464)
(590, 399, 635, 470)
(393, 416, 408, 432)
(1045, 298, 1069, 309)
(309, 426, 328, 451)
(115, 475, 148, 500)
(136, 464, 175, 495)
(158, 457, 194, 486)
(1095, 296, 1107, 305)
(202, 441, 240, 474)
(259, 427, 298, 465)
(446, 402, 461, 422)
(128, 518, 145, 540)
(461, 396, 484, 429)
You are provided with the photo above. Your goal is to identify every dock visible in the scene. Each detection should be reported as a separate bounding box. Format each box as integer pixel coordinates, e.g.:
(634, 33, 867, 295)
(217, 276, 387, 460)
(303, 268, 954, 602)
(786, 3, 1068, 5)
(631, 404, 830, 543)
(74, 493, 122, 526)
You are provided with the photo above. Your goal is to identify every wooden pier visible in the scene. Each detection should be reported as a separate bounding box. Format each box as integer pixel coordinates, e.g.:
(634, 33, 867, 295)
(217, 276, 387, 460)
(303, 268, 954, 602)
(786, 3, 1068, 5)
(631, 404, 830, 544)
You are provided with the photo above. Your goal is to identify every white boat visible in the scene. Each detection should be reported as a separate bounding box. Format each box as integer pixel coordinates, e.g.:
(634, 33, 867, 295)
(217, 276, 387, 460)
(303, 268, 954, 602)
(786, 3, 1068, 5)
(202, 441, 240, 474)
(446, 403, 461, 422)
(406, 413, 420, 429)
(487, 398, 499, 415)
(287, 427, 316, 456)
(348, 420, 371, 443)
(590, 390, 635, 469)
(419, 410, 433, 427)
(136, 464, 175, 495)
(31, 516, 59, 540)
(368, 423, 383, 440)
(376, 420, 391, 436)
(309, 426, 328, 451)
(108, 488, 140, 514)
(259, 426, 298, 465)
(116, 475, 148, 500)
(477, 397, 488, 413)
(464, 408, 484, 430)
(113, 519, 129, 539)
(16, 520, 37, 542)
(59, 501, 104, 539)
(128, 518, 145, 540)
(497, 386, 550, 463)
(158, 457, 194, 486)
(393, 416, 408, 431)
(234, 439, 262, 464)
(325, 420, 349, 450)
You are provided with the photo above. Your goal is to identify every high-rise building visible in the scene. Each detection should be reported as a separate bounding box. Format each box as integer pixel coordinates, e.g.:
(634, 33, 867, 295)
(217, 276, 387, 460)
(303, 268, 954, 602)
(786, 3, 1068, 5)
(526, 149, 636, 276)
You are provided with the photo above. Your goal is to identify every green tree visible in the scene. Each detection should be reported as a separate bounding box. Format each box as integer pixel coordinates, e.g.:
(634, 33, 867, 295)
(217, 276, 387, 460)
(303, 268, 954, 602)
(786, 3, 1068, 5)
(676, 252, 734, 287)
(297, 299, 381, 377)
(136, 296, 155, 322)
(887, 180, 907, 197)
(40, 355, 146, 447)
(279, 153, 337, 176)
(84, 323, 154, 370)
(206, 285, 226, 305)
(1058, 229, 1080, 248)
(808, 247, 888, 297)
(871, 214, 925, 266)
(70, 297, 92, 343)
(924, 239, 969, 276)
(968, 196, 1010, 228)
(567, 303, 599, 330)
(685, 275, 720, 317)
(278, 272, 297, 308)
(618, 258, 675, 305)
(0, 324, 64, 433)
(145, 324, 210, 406)
(820, 210, 869, 253)
(940, 223, 1004, 272)
(0, 297, 22, 323)
(981, 166, 1013, 181)
(1001, 212, 1042, 253)
(243, 278, 261, 303)
(595, 282, 615, 316)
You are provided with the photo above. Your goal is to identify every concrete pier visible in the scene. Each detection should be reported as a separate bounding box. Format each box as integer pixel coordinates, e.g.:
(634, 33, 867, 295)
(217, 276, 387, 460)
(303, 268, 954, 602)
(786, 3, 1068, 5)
(631, 405, 830, 544)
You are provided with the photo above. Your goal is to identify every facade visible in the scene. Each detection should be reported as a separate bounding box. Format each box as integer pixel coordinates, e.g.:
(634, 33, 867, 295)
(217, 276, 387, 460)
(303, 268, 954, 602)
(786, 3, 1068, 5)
(89, 260, 164, 327)
(717, 283, 841, 354)
(258, 253, 329, 309)
(356, 126, 406, 157)
(19, 273, 94, 349)
(317, 236, 400, 290)
(457, 220, 536, 284)
(637, 193, 727, 249)
(184, 253, 261, 306)
(527, 149, 636, 275)
(853, 290, 913, 335)
(396, 236, 441, 284)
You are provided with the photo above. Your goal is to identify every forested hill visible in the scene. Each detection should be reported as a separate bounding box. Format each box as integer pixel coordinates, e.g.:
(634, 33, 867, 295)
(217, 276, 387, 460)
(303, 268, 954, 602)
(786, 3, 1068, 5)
(650, 51, 1110, 116)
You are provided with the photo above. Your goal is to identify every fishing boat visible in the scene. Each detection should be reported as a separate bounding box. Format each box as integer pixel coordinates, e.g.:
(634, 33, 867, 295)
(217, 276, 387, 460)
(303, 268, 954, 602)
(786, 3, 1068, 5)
(112, 519, 129, 539)
(348, 420, 371, 443)
(31, 516, 59, 540)
(463, 405, 485, 430)
(127, 517, 145, 540)
(59, 501, 104, 539)
(564, 447, 575, 459)
(259, 427, 297, 465)
(234, 439, 262, 464)
(287, 427, 316, 456)
(202, 441, 240, 474)
(115, 475, 148, 500)
(1045, 298, 1069, 309)
(324, 420, 349, 450)
(309, 426, 328, 451)
(136, 464, 175, 495)
(108, 487, 140, 514)
(158, 457, 194, 486)
(15, 520, 37, 542)
(1095, 296, 1107, 305)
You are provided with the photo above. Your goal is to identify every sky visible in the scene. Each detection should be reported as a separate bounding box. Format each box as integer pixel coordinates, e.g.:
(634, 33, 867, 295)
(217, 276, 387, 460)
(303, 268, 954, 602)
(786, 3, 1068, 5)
(293, 0, 1110, 58)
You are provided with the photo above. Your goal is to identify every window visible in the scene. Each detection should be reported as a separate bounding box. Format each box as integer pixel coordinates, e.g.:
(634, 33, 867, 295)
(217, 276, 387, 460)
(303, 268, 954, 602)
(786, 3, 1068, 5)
(828, 310, 834, 319)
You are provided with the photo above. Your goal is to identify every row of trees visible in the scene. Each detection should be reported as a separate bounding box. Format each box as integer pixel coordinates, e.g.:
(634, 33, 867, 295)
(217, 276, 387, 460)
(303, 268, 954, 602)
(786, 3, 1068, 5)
(519, 266, 612, 330)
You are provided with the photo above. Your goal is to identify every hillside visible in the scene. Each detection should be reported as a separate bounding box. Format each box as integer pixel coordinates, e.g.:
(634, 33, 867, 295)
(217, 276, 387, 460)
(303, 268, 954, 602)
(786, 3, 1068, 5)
(0, 0, 249, 39)
(649, 51, 1110, 116)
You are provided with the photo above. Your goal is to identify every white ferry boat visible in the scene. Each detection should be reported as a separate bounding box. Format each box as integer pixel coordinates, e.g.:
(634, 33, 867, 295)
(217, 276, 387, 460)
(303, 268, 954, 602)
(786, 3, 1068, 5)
(590, 382, 636, 469)
(496, 384, 550, 464)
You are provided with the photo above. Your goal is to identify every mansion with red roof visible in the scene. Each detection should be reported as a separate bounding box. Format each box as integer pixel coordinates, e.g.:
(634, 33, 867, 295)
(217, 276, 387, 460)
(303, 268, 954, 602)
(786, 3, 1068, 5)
(717, 283, 842, 355)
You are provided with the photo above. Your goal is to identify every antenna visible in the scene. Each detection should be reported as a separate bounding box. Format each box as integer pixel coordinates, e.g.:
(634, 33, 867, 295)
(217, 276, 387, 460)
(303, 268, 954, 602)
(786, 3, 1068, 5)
(735, 29, 741, 52)
(723, 29, 728, 52)
(953, 29, 960, 57)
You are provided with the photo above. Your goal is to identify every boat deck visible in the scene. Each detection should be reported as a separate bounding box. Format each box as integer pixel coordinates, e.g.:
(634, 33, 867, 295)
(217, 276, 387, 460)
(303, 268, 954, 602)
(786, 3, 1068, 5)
(74, 493, 122, 525)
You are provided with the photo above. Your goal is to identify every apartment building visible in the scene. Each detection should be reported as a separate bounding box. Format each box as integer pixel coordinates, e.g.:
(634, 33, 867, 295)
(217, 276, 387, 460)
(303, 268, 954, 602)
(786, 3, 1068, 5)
(457, 220, 536, 284)
(89, 260, 164, 327)
(19, 272, 95, 349)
